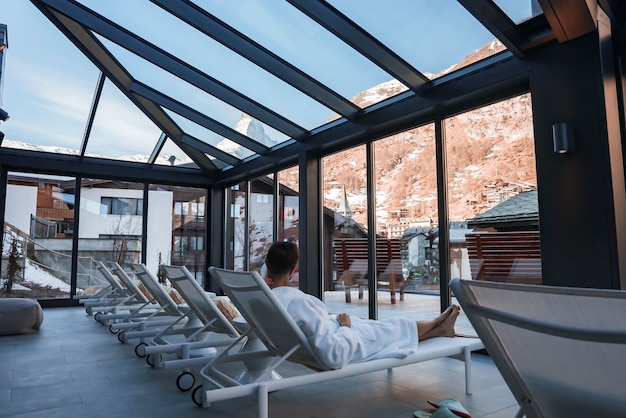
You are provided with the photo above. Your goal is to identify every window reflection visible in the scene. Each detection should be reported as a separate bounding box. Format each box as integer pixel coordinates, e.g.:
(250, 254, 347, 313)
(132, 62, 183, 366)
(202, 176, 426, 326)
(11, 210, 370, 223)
(2, 173, 76, 300)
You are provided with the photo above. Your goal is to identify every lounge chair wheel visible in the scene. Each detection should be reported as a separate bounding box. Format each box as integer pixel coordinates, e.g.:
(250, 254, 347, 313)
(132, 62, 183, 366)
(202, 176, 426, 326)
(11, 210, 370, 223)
(134, 342, 147, 358)
(94, 312, 102, 322)
(117, 331, 126, 343)
(191, 386, 203, 407)
(108, 324, 118, 334)
(176, 372, 195, 392)
(86, 307, 92, 315)
(146, 353, 161, 367)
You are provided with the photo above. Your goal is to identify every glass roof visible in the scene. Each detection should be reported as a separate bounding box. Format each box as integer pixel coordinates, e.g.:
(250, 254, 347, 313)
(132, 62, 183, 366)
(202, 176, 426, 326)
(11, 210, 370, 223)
(0, 0, 550, 176)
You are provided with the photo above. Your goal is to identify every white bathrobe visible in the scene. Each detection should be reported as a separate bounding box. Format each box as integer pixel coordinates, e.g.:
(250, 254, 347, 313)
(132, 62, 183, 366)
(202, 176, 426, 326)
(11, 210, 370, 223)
(272, 286, 418, 369)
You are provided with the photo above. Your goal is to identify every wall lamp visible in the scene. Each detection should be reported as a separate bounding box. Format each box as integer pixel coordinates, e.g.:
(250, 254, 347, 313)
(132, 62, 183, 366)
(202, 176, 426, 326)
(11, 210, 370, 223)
(0, 108, 9, 122)
(552, 122, 575, 154)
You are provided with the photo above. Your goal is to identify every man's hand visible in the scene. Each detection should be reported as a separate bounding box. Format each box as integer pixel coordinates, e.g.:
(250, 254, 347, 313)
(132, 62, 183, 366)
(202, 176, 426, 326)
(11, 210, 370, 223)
(336, 313, 351, 328)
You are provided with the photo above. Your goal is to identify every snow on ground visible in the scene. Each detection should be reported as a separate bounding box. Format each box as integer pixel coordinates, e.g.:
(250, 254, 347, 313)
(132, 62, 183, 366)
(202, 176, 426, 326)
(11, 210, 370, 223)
(19, 259, 72, 292)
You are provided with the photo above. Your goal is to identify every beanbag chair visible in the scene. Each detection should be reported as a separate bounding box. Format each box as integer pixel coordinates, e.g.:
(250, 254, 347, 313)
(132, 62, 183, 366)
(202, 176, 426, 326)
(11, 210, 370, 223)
(0, 298, 44, 336)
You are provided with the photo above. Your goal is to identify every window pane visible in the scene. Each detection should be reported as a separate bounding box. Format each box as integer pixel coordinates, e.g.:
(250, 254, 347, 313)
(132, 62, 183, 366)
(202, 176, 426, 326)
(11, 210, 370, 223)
(166, 186, 207, 285)
(249, 175, 274, 272)
(446, 93, 540, 298)
(79, 179, 144, 272)
(226, 182, 247, 270)
(323, 146, 368, 319)
(2, 172, 76, 300)
(374, 124, 439, 321)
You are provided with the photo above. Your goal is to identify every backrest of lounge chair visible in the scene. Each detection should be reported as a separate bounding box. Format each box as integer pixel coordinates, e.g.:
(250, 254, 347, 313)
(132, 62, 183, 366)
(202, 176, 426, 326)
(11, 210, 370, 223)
(105, 262, 150, 304)
(161, 265, 239, 337)
(94, 261, 129, 294)
(450, 278, 626, 418)
(129, 263, 182, 317)
(208, 266, 331, 370)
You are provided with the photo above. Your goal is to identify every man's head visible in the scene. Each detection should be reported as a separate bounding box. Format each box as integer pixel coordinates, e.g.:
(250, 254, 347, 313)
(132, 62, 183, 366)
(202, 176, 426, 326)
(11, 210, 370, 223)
(264, 241, 299, 286)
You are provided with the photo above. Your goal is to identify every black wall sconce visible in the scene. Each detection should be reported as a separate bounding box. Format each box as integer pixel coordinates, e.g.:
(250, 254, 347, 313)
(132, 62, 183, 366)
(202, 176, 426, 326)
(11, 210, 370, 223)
(552, 122, 575, 154)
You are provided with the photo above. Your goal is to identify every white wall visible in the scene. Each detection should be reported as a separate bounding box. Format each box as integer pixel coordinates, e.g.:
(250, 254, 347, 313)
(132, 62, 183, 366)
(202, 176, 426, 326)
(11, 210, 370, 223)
(146, 190, 173, 273)
(79, 188, 172, 271)
(5, 184, 37, 233)
(79, 188, 144, 239)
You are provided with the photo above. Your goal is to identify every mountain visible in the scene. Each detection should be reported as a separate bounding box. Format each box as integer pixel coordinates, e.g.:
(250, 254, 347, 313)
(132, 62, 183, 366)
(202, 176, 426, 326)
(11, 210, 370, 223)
(319, 39, 535, 227)
(217, 114, 280, 158)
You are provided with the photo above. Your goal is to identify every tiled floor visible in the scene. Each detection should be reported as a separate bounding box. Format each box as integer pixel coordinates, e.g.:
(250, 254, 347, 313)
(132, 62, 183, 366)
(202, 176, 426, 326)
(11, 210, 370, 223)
(1, 298, 519, 418)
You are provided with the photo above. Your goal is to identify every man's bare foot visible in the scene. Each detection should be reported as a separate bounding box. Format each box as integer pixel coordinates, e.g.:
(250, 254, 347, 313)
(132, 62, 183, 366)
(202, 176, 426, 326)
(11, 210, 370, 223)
(434, 304, 458, 327)
(439, 305, 460, 337)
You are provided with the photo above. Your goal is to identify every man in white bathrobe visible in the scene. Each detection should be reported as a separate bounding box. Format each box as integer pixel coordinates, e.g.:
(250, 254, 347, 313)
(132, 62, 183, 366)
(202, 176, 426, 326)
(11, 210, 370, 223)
(264, 241, 459, 369)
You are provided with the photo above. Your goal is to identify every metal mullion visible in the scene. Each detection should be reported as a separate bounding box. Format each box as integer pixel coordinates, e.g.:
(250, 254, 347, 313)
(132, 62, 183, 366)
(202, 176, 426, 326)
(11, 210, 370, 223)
(80, 71, 105, 156)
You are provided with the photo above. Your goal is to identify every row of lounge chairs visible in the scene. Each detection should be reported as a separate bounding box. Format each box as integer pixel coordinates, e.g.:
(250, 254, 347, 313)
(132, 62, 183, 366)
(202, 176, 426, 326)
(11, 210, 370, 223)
(76, 262, 485, 417)
(75, 262, 626, 417)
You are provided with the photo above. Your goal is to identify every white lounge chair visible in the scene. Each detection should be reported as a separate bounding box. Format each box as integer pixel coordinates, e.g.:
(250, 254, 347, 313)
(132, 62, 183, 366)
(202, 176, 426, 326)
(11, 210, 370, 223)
(109, 263, 189, 345)
(81, 261, 147, 316)
(450, 278, 626, 418)
(92, 262, 161, 326)
(136, 264, 241, 391)
(95, 262, 188, 342)
(198, 267, 484, 418)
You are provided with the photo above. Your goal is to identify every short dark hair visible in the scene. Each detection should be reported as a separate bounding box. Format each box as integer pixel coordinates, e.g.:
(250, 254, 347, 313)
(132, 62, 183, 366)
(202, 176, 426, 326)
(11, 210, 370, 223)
(265, 241, 299, 278)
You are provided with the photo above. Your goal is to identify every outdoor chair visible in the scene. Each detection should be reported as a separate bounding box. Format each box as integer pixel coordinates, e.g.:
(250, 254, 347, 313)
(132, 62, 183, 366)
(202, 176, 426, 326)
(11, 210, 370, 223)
(450, 278, 626, 418)
(135, 264, 242, 391)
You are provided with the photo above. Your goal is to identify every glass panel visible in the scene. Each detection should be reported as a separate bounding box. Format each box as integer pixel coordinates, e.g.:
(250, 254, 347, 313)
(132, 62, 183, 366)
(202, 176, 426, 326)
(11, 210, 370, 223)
(96, 36, 291, 148)
(153, 138, 196, 167)
(493, 0, 543, 24)
(193, 0, 394, 106)
(328, 0, 504, 78)
(278, 166, 299, 287)
(249, 174, 274, 273)
(84, 79, 162, 161)
(80, 0, 330, 130)
(77, 179, 143, 283)
(165, 110, 254, 160)
(2, 172, 75, 300)
(445, 93, 539, 336)
(225, 182, 247, 270)
(157, 185, 207, 286)
(374, 124, 440, 321)
(1, 0, 98, 154)
(322, 146, 368, 318)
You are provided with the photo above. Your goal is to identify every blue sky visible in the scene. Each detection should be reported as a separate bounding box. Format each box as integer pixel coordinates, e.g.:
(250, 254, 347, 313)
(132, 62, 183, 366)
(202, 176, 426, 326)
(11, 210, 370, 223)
(0, 0, 536, 163)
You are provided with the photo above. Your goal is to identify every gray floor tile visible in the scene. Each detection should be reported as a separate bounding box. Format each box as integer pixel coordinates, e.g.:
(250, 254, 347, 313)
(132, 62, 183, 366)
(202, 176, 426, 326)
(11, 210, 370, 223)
(0, 304, 516, 417)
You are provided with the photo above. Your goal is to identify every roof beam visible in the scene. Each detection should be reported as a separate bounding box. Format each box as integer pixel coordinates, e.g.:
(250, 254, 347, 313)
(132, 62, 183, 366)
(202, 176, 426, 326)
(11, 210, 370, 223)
(180, 133, 241, 167)
(148, 132, 167, 165)
(0, 147, 214, 186)
(150, 0, 361, 119)
(36, 0, 306, 140)
(130, 81, 270, 155)
(457, 0, 526, 58)
(287, 0, 430, 91)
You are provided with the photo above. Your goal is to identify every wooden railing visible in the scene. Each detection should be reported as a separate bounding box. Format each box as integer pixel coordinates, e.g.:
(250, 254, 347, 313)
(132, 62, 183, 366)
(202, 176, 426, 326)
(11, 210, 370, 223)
(465, 231, 542, 285)
(333, 237, 407, 304)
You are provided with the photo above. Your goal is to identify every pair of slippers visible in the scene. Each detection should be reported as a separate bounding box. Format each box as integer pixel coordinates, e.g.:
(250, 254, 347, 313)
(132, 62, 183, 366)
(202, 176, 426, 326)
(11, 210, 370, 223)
(414, 398, 471, 418)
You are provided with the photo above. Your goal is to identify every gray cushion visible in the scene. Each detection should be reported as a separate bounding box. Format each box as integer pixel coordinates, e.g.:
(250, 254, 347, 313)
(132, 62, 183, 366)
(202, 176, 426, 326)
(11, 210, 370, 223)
(0, 298, 44, 336)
